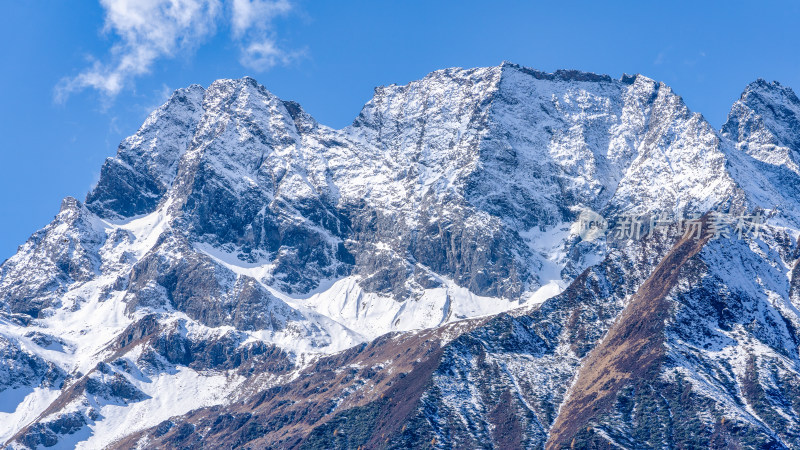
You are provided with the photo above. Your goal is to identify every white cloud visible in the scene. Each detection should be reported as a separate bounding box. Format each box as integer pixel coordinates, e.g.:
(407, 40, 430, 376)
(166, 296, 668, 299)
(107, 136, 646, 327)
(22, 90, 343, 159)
(231, 0, 291, 37)
(231, 0, 295, 71)
(241, 40, 282, 71)
(57, 0, 296, 102)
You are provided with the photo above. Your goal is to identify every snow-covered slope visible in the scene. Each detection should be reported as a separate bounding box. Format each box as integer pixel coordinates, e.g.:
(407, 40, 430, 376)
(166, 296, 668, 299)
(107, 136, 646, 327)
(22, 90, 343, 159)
(3, 63, 800, 448)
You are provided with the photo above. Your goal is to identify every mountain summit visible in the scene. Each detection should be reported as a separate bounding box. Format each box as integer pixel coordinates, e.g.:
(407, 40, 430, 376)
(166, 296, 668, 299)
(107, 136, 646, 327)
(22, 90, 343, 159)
(2, 64, 800, 448)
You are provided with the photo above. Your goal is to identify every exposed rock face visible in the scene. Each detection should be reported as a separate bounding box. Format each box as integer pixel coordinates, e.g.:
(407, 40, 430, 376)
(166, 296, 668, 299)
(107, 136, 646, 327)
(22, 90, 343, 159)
(723, 79, 800, 174)
(0, 197, 104, 317)
(2, 63, 800, 448)
(86, 85, 206, 219)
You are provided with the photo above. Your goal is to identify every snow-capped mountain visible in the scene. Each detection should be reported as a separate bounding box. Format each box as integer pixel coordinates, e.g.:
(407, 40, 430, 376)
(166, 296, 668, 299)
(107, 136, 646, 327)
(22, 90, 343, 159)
(2, 62, 800, 448)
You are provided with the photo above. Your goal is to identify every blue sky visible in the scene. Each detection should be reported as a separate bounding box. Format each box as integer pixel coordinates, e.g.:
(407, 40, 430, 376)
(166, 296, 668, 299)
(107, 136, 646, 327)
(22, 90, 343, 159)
(1, 0, 800, 260)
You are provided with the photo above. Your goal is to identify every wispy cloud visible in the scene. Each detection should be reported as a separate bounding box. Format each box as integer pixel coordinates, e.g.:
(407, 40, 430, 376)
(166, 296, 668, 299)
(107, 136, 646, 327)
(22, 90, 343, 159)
(231, 0, 290, 37)
(653, 51, 667, 66)
(682, 51, 707, 67)
(230, 0, 301, 71)
(57, 0, 297, 102)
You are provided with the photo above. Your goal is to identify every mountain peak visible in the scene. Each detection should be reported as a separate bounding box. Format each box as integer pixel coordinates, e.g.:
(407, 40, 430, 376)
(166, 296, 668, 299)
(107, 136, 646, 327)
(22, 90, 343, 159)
(736, 77, 800, 112)
(58, 196, 81, 213)
(744, 77, 787, 92)
(499, 61, 615, 83)
(206, 75, 271, 95)
(722, 77, 800, 179)
(5, 65, 800, 448)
